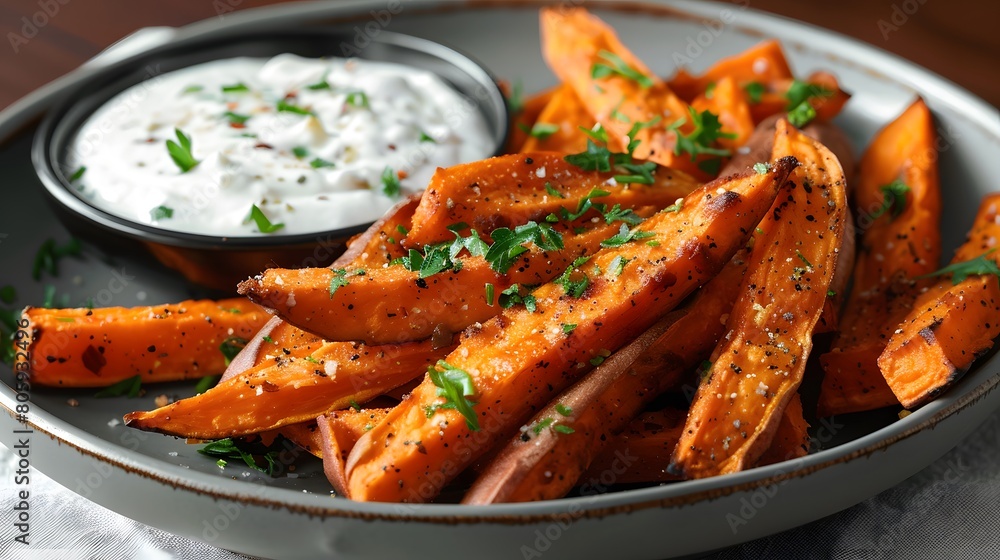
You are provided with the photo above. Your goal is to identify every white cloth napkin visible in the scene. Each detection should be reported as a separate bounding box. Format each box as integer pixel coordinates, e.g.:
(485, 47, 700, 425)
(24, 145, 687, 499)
(1, 409, 997, 559)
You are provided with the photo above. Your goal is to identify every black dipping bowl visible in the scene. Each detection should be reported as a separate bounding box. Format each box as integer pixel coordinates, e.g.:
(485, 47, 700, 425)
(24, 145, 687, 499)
(33, 28, 509, 291)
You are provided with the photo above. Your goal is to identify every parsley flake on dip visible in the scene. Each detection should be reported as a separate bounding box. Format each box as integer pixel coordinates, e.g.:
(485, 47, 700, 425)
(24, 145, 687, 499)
(67, 54, 493, 236)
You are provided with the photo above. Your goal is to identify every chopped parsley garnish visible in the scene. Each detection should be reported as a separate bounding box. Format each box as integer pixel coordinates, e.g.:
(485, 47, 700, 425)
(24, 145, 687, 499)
(662, 199, 684, 213)
(564, 120, 659, 185)
(485, 282, 495, 306)
(166, 128, 200, 173)
(521, 122, 560, 140)
(666, 107, 735, 161)
(876, 180, 911, 221)
(600, 223, 656, 248)
(68, 166, 86, 182)
(94, 375, 142, 398)
(310, 157, 335, 169)
(784, 80, 833, 127)
(224, 111, 250, 125)
(194, 375, 218, 395)
(565, 140, 614, 172)
(623, 117, 661, 155)
(580, 123, 610, 145)
(553, 425, 575, 434)
(796, 250, 814, 268)
(591, 50, 654, 89)
(150, 205, 174, 221)
(698, 360, 714, 381)
(349, 399, 362, 412)
(589, 349, 611, 366)
(246, 204, 285, 233)
(753, 162, 772, 175)
(198, 438, 281, 476)
(329, 268, 350, 297)
(454, 229, 489, 259)
(485, 221, 564, 273)
(545, 182, 565, 199)
(562, 323, 577, 334)
(292, 146, 309, 158)
(607, 255, 630, 278)
(498, 284, 538, 312)
(614, 161, 657, 185)
(304, 356, 320, 365)
(221, 83, 250, 93)
(419, 130, 436, 143)
(827, 289, 837, 297)
(396, 224, 409, 236)
(217, 459, 227, 468)
(41, 284, 56, 308)
(32, 238, 81, 281)
(787, 103, 817, 128)
(345, 91, 370, 109)
(555, 403, 573, 416)
(395, 222, 556, 279)
(219, 336, 248, 366)
(919, 250, 1000, 285)
(646, 240, 661, 247)
(276, 99, 313, 115)
(744, 82, 765, 104)
(425, 360, 479, 431)
(400, 246, 449, 279)
(533, 418, 555, 434)
(306, 79, 331, 90)
(704, 82, 717, 99)
(560, 188, 611, 221)
(381, 166, 401, 197)
(507, 80, 524, 114)
(557, 257, 591, 298)
(182, 85, 204, 94)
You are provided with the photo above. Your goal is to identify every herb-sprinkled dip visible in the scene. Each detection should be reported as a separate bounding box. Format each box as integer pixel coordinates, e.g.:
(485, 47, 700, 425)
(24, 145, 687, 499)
(67, 54, 493, 235)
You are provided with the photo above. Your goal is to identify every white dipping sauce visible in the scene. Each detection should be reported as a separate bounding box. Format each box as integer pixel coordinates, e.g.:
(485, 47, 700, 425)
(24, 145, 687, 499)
(68, 54, 494, 236)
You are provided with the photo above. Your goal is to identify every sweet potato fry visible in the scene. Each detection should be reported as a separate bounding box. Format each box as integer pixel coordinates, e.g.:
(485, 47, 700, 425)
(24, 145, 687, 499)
(721, 115, 856, 335)
(577, 394, 809, 486)
(540, 8, 714, 179)
(463, 251, 749, 504)
(690, 76, 755, 153)
(748, 72, 851, 126)
(124, 338, 450, 439)
(518, 86, 591, 154)
(317, 407, 392, 496)
(344, 158, 795, 503)
(226, 194, 420, 376)
(406, 152, 698, 247)
(755, 392, 811, 466)
(818, 99, 941, 416)
(220, 316, 323, 382)
(580, 409, 686, 485)
(878, 194, 1000, 409)
(505, 85, 558, 153)
(239, 217, 652, 345)
(670, 121, 847, 478)
(22, 299, 268, 387)
(336, 194, 420, 269)
(262, 420, 324, 459)
(667, 39, 794, 102)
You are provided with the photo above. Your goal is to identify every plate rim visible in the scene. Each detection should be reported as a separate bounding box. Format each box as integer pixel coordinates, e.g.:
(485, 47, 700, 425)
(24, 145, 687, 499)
(2, 0, 999, 526)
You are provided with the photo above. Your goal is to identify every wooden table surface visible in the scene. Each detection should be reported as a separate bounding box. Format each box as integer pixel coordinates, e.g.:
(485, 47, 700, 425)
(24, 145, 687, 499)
(0, 0, 998, 109)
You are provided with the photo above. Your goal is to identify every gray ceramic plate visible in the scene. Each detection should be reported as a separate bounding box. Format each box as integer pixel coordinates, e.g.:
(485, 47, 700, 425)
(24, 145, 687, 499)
(1, 1, 998, 559)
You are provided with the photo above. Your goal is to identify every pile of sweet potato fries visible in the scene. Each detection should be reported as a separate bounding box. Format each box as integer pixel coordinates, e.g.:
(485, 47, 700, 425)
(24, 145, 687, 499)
(18, 8, 1000, 504)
